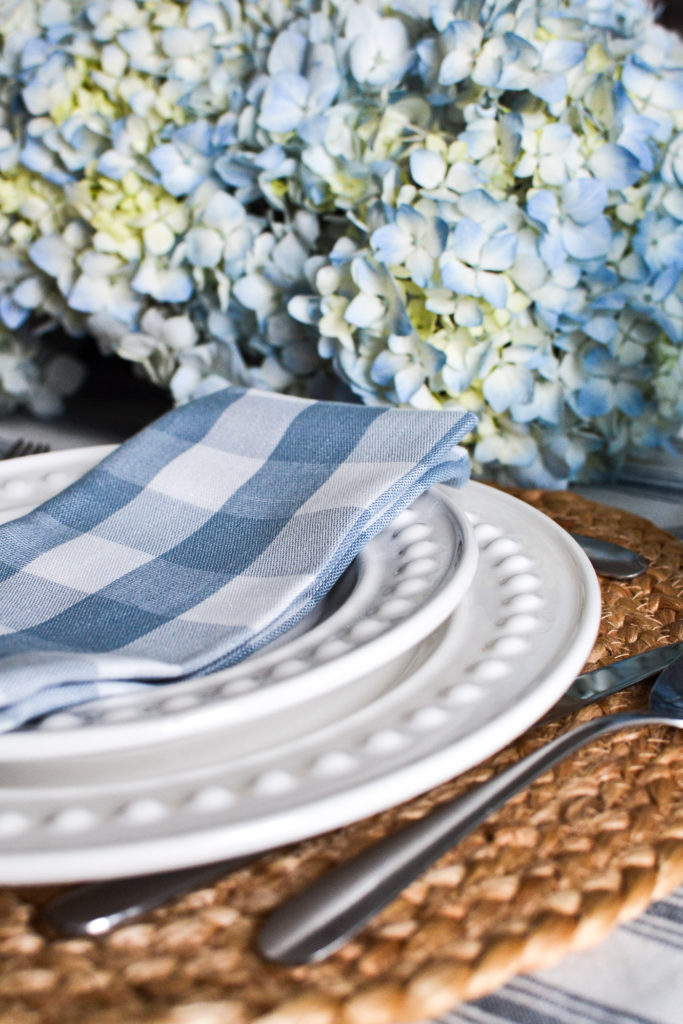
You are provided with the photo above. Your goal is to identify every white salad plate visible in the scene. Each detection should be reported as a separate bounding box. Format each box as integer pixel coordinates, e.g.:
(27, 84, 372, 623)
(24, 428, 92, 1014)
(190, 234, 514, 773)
(0, 481, 601, 884)
(0, 446, 478, 759)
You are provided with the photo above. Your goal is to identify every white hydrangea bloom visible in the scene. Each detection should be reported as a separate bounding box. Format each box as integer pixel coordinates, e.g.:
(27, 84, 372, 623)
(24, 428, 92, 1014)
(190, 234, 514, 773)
(0, 0, 681, 484)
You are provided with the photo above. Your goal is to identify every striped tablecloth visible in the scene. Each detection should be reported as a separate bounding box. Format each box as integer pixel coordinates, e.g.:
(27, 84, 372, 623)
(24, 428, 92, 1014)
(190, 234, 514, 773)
(432, 889, 683, 1024)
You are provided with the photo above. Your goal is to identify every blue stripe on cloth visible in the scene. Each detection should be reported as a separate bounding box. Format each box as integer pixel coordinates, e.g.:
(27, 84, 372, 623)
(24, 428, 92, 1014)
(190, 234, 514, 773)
(0, 573, 89, 632)
(624, 920, 683, 952)
(636, 894, 683, 925)
(3, 593, 172, 653)
(89, 489, 215, 557)
(622, 891, 683, 950)
(266, 398, 386, 465)
(0, 386, 476, 730)
(102, 558, 234, 618)
(498, 976, 663, 1024)
(0, 508, 81, 573)
(40, 469, 144, 532)
(101, 427, 197, 487)
(431, 892, 683, 1024)
(438, 974, 668, 1024)
(0, 474, 143, 584)
(146, 384, 244, 444)
(161, 510, 294, 573)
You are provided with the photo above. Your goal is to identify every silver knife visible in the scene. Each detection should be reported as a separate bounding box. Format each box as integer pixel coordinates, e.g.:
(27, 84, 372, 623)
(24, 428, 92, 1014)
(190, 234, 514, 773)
(540, 640, 683, 722)
(40, 639, 683, 937)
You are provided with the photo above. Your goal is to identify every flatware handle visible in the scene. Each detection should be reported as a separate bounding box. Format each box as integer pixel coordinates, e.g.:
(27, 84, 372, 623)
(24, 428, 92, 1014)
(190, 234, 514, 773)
(41, 856, 254, 936)
(259, 711, 670, 965)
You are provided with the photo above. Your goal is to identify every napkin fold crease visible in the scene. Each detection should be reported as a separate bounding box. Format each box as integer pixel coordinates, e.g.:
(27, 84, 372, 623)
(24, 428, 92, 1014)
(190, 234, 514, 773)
(0, 387, 475, 732)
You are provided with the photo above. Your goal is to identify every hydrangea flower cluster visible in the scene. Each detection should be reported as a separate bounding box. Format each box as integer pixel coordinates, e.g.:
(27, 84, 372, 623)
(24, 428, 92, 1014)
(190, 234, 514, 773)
(1, 0, 682, 483)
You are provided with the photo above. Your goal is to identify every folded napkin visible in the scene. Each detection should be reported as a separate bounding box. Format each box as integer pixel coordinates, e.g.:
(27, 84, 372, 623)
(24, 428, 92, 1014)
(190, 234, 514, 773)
(0, 387, 475, 731)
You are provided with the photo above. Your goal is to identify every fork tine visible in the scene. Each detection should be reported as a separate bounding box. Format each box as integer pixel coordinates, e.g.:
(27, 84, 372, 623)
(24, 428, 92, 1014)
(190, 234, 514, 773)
(1, 439, 27, 459)
(0, 438, 51, 459)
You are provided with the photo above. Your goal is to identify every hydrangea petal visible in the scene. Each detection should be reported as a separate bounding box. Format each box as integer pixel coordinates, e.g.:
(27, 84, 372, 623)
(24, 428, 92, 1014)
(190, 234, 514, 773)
(351, 257, 388, 297)
(69, 275, 113, 313)
(575, 377, 613, 417)
(185, 228, 223, 268)
(143, 223, 176, 257)
(475, 432, 537, 467)
(410, 149, 446, 189)
(584, 315, 619, 344)
(29, 235, 73, 278)
(438, 49, 473, 85)
(615, 382, 645, 416)
(258, 73, 309, 132)
(0, 296, 29, 329)
(663, 189, 683, 221)
(394, 363, 426, 402)
(344, 293, 385, 327)
(371, 349, 405, 385)
(622, 57, 656, 101)
(479, 233, 518, 272)
(454, 298, 483, 327)
(538, 231, 567, 272)
(477, 270, 508, 309)
(406, 248, 434, 288)
(203, 191, 245, 228)
(449, 219, 487, 265)
(444, 161, 486, 192)
(268, 30, 307, 75)
(527, 190, 559, 224)
(561, 217, 612, 260)
(651, 74, 683, 111)
(287, 295, 320, 325)
(543, 40, 585, 73)
(132, 263, 194, 303)
(12, 277, 45, 309)
(530, 73, 568, 105)
(439, 254, 478, 296)
(371, 224, 413, 265)
(562, 179, 608, 225)
(163, 316, 198, 351)
(232, 274, 277, 313)
(97, 150, 135, 180)
(588, 145, 642, 189)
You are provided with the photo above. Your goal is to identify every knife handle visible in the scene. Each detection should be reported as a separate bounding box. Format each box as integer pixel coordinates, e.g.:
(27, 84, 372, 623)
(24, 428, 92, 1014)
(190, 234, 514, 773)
(41, 856, 254, 936)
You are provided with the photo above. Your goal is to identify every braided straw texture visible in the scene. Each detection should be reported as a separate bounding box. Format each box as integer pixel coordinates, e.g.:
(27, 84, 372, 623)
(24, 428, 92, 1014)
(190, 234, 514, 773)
(1, 490, 682, 1024)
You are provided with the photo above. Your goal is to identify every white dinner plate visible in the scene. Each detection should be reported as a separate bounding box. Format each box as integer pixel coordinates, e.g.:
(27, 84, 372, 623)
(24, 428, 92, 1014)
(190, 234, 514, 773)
(0, 446, 478, 758)
(0, 482, 601, 884)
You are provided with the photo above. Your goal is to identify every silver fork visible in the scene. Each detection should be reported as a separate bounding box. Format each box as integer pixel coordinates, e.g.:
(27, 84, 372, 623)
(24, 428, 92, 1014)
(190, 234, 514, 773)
(40, 642, 683, 937)
(0, 438, 51, 459)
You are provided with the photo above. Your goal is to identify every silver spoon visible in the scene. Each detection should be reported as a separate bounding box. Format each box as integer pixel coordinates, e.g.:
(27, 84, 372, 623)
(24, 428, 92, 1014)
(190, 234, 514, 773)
(40, 642, 682, 937)
(40, 855, 256, 937)
(258, 649, 683, 965)
(570, 532, 648, 579)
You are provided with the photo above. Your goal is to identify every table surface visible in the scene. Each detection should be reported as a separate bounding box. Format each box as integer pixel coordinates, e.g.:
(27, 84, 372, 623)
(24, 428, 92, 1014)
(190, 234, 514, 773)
(1, 410, 682, 1024)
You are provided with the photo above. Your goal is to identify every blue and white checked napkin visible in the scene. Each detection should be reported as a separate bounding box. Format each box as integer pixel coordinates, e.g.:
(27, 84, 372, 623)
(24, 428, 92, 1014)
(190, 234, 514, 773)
(0, 387, 475, 731)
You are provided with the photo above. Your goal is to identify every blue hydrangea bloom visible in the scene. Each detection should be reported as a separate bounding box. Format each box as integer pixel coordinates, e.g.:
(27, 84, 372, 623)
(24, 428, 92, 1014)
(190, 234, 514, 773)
(0, 0, 680, 485)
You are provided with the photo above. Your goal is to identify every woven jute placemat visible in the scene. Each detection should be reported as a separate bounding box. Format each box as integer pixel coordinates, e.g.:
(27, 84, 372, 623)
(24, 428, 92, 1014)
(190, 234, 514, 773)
(1, 489, 682, 1024)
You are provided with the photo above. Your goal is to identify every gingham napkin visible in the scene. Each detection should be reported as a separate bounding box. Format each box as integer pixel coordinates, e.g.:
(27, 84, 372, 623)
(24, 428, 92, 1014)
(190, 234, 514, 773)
(0, 387, 475, 731)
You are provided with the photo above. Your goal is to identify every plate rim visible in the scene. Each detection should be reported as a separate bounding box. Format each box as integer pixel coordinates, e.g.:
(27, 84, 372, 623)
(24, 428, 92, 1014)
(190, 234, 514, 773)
(0, 481, 602, 884)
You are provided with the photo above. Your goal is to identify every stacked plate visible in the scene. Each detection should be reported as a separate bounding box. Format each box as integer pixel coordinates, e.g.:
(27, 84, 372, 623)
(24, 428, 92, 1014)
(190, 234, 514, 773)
(0, 449, 601, 883)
